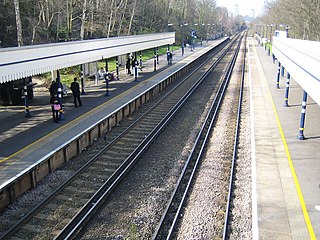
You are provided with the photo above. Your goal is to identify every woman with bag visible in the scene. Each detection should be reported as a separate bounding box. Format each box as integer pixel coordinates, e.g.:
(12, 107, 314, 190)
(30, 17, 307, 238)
(50, 95, 60, 123)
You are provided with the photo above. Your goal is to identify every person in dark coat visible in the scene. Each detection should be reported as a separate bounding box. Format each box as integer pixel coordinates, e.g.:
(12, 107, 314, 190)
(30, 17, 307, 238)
(49, 80, 58, 96)
(126, 58, 131, 75)
(70, 77, 82, 107)
(131, 57, 136, 73)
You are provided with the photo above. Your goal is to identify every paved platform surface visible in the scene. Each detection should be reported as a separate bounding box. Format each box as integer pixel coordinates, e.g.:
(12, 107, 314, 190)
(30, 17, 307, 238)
(0, 40, 218, 189)
(249, 37, 320, 239)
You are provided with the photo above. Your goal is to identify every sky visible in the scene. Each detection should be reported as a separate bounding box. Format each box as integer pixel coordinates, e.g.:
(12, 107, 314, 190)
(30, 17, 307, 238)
(216, 0, 265, 17)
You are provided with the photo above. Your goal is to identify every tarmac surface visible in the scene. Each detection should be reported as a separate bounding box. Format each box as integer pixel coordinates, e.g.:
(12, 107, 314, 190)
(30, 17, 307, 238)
(0, 41, 213, 187)
(0, 47, 192, 158)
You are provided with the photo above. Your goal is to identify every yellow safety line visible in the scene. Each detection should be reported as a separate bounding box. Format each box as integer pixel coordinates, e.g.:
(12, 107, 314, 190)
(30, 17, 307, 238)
(1, 42, 218, 164)
(0, 82, 143, 164)
(264, 73, 316, 239)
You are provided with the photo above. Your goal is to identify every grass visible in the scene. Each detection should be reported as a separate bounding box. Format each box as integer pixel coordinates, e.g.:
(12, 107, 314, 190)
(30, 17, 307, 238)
(128, 223, 139, 239)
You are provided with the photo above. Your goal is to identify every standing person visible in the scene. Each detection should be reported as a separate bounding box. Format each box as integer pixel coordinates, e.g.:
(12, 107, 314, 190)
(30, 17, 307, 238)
(181, 42, 185, 56)
(49, 80, 58, 96)
(70, 77, 82, 107)
(169, 51, 173, 65)
(126, 58, 131, 75)
(131, 57, 136, 73)
(50, 94, 60, 123)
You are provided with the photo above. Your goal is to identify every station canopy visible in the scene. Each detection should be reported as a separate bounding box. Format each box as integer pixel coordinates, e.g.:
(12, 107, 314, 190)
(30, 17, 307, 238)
(0, 32, 175, 84)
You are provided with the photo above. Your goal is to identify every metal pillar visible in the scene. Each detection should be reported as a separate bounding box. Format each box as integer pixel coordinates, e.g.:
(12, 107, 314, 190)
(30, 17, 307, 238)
(56, 70, 64, 120)
(80, 64, 85, 95)
(116, 56, 119, 80)
(276, 62, 281, 89)
(281, 66, 285, 77)
(156, 47, 159, 64)
(105, 59, 109, 96)
(134, 58, 138, 81)
(297, 91, 308, 140)
(283, 73, 290, 107)
(23, 78, 31, 118)
(139, 51, 142, 71)
(154, 48, 157, 72)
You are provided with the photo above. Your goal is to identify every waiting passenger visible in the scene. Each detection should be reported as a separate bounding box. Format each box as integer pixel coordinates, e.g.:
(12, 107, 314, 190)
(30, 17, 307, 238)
(126, 58, 131, 75)
(49, 80, 58, 96)
(70, 78, 82, 107)
(50, 95, 60, 123)
(169, 51, 173, 65)
(98, 68, 106, 79)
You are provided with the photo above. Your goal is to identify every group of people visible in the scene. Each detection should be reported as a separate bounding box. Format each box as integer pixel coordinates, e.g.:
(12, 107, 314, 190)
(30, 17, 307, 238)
(97, 68, 116, 81)
(49, 49, 179, 123)
(49, 78, 82, 123)
(126, 56, 139, 75)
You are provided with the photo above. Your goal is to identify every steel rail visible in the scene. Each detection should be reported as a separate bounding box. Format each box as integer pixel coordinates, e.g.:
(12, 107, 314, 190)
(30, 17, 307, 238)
(0, 40, 228, 240)
(152, 33, 243, 240)
(222, 32, 247, 239)
(54, 38, 236, 240)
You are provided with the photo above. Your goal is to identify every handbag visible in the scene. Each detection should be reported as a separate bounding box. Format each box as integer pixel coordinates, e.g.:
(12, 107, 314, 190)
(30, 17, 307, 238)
(53, 103, 61, 111)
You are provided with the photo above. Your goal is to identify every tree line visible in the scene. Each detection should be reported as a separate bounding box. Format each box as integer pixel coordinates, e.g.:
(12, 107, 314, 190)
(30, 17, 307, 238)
(0, 0, 239, 48)
(255, 0, 320, 41)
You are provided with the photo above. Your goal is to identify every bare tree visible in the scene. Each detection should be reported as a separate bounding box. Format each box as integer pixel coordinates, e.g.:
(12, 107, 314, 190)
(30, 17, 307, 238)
(13, 0, 23, 46)
(2, 0, 221, 46)
(106, 0, 115, 37)
(117, 0, 128, 36)
(263, 0, 320, 40)
(127, 0, 137, 35)
(80, 0, 87, 40)
(31, 2, 44, 44)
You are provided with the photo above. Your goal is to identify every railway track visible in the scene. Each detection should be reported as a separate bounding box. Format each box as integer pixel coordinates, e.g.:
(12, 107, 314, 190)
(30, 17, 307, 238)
(223, 33, 247, 239)
(152, 34, 245, 240)
(0, 36, 239, 240)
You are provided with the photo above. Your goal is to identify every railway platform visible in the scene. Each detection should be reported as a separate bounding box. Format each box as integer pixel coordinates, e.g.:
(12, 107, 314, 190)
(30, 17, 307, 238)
(249, 37, 320, 239)
(0, 40, 224, 200)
